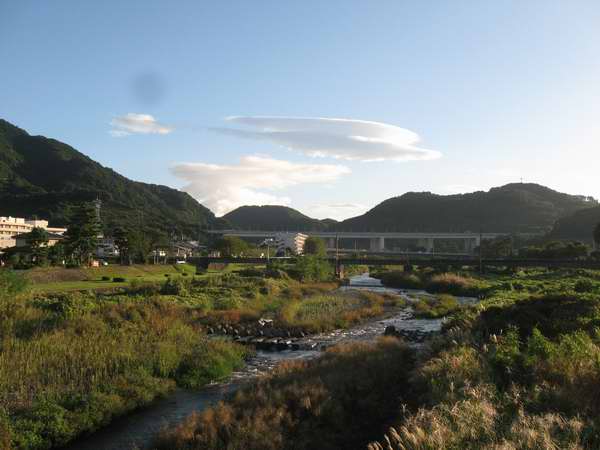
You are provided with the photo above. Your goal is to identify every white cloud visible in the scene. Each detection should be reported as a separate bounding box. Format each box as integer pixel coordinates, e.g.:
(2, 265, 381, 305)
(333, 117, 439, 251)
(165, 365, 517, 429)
(171, 155, 350, 216)
(110, 113, 173, 136)
(308, 202, 368, 221)
(212, 116, 441, 162)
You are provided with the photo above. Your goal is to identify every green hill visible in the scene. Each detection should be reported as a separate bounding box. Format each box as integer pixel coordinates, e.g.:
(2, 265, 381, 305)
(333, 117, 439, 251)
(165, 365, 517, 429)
(0, 119, 221, 237)
(335, 184, 596, 234)
(222, 205, 329, 231)
(550, 205, 600, 242)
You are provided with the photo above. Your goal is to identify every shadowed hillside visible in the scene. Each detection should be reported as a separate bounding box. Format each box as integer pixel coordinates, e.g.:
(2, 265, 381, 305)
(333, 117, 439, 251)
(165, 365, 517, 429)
(551, 205, 600, 242)
(222, 205, 330, 231)
(0, 119, 221, 236)
(335, 184, 596, 233)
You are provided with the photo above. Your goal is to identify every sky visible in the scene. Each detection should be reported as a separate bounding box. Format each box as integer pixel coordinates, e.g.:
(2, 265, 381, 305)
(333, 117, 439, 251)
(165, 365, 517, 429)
(1, 1, 599, 220)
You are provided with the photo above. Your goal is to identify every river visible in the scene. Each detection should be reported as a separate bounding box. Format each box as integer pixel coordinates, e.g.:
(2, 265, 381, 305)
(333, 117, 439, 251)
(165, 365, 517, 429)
(62, 273, 455, 450)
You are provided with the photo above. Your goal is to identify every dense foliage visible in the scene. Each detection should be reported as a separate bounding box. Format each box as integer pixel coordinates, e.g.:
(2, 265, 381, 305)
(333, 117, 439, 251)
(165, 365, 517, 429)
(302, 236, 327, 256)
(551, 205, 600, 242)
(0, 119, 221, 237)
(222, 205, 329, 231)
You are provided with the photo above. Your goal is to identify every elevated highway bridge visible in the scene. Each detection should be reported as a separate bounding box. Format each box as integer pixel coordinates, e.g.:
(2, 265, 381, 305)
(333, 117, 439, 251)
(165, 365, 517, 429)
(206, 229, 518, 254)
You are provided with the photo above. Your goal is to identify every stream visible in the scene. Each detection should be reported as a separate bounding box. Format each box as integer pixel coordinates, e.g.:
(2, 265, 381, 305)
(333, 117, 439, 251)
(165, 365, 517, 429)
(62, 273, 461, 450)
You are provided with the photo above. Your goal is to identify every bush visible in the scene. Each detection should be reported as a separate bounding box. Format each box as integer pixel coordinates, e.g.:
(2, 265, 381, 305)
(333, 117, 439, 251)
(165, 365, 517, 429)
(413, 294, 460, 318)
(574, 278, 594, 293)
(101, 276, 111, 281)
(161, 277, 191, 296)
(426, 273, 483, 296)
(376, 271, 424, 289)
(112, 277, 126, 283)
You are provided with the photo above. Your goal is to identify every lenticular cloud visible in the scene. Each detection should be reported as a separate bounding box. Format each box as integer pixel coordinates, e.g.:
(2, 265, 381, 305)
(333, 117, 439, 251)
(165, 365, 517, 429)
(212, 116, 441, 162)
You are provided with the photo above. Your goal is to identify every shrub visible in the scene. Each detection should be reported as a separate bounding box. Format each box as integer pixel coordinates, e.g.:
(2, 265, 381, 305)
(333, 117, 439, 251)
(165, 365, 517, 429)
(112, 277, 126, 283)
(377, 271, 424, 289)
(101, 276, 111, 281)
(574, 278, 594, 293)
(161, 277, 191, 296)
(412, 294, 460, 318)
(426, 273, 483, 296)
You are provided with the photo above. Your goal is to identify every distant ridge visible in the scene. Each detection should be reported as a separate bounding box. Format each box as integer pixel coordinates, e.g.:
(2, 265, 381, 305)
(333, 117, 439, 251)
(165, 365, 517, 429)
(0, 119, 222, 237)
(222, 205, 329, 231)
(335, 184, 597, 234)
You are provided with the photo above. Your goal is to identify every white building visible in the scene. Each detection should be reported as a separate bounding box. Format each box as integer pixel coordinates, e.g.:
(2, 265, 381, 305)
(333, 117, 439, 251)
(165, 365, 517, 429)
(273, 232, 308, 255)
(96, 237, 119, 258)
(0, 216, 67, 249)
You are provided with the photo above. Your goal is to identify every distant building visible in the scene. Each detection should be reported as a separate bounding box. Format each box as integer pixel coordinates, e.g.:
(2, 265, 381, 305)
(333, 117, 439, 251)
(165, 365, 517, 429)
(0, 216, 67, 249)
(273, 232, 308, 255)
(96, 237, 119, 258)
(14, 231, 65, 248)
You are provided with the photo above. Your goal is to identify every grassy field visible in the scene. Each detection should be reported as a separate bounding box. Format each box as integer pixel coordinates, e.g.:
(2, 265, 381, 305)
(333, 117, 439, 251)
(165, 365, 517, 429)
(22, 263, 262, 293)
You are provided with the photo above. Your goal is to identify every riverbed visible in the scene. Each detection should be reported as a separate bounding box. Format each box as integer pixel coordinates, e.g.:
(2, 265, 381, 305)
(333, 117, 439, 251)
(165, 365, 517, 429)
(62, 273, 457, 450)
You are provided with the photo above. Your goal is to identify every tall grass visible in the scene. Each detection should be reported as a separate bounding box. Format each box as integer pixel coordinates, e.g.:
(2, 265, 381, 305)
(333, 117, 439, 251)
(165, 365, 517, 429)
(279, 291, 386, 332)
(0, 277, 248, 450)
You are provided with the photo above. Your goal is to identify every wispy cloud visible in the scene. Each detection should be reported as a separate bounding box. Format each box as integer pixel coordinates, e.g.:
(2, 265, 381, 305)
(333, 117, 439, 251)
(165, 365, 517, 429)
(171, 155, 350, 216)
(212, 116, 441, 162)
(110, 113, 173, 136)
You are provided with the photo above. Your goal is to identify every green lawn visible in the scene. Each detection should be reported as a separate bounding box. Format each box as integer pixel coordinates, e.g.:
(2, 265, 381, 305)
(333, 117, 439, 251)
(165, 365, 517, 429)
(25, 263, 266, 293)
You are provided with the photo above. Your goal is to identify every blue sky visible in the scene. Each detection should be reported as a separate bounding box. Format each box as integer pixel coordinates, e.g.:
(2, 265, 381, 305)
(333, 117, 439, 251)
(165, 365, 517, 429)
(1, 1, 599, 219)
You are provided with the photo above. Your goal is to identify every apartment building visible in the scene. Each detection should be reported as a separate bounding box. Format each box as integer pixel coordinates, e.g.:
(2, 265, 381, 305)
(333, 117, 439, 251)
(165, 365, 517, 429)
(0, 216, 67, 249)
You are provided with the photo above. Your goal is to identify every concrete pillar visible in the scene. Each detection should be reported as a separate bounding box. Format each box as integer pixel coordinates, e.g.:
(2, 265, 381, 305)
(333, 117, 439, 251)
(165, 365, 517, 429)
(327, 237, 336, 250)
(426, 238, 434, 253)
(418, 238, 434, 253)
(465, 238, 478, 254)
(370, 237, 385, 252)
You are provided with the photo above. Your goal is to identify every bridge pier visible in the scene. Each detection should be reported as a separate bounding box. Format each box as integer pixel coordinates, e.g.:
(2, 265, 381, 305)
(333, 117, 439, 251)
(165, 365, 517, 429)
(417, 238, 434, 253)
(370, 237, 385, 252)
(465, 237, 480, 255)
(327, 237, 336, 250)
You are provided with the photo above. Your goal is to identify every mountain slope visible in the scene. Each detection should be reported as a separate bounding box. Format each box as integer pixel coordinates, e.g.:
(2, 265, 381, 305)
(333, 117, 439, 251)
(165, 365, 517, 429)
(223, 205, 329, 231)
(550, 205, 600, 242)
(0, 119, 220, 236)
(336, 184, 596, 234)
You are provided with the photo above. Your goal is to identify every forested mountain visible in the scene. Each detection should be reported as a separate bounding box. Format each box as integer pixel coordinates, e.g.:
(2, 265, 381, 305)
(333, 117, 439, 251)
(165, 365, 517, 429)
(551, 205, 600, 242)
(223, 205, 329, 231)
(0, 119, 221, 237)
(335, 184, 597, 234)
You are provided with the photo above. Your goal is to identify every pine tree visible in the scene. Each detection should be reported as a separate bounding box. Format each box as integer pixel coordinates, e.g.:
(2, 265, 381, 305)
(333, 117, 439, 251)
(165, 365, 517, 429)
(64, 203, 102, 266)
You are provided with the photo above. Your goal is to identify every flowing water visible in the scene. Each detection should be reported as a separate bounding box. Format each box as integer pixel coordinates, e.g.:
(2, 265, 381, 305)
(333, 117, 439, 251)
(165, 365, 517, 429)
(62, 273, 463, 450)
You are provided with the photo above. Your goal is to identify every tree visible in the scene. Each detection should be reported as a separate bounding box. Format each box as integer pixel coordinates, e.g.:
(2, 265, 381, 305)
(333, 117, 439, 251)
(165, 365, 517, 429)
(214, 236, 248, 257)
(303, 236, 327, 257)
(27, 227, 49, 265)
(113, 226, 130, 264)
(127, 230, 152, 264)
(64, 203, 102, 266)
(594, 223, 600, 250)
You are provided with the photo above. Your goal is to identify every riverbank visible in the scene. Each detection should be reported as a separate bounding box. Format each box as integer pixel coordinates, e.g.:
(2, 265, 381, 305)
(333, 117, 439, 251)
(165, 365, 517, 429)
(151, 267, 600, 450)
(0, 267, 415, 449)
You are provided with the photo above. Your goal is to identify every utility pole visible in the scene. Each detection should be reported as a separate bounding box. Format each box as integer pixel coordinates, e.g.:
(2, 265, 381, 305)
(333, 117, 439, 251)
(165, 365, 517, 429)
(335, 233, 340, 278)
(479, 228, 483, 273)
